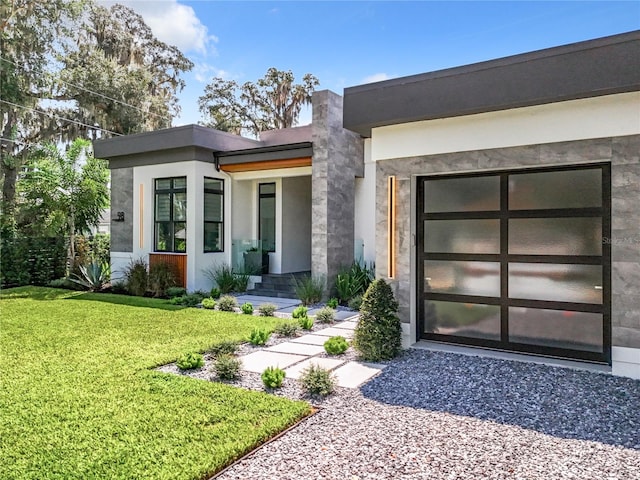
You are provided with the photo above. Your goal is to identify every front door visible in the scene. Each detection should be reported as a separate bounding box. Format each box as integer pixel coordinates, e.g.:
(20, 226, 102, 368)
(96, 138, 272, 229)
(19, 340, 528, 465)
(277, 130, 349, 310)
(417, 163, 611, 364)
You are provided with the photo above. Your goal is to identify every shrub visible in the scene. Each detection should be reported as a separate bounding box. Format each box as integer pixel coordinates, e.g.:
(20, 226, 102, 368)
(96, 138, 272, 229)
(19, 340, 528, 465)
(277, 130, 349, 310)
(201, 297, 216, 309)
(353, 279, 402, 361)
(326, 297, 339, 309)
(218, 295, 238, 312)
(166, 286, 187, 298)
(233, 272, 250, 293)
(203, 263, 236, 293)
(210, 287, 221, 299)
(274, 321, 299, 337)
(315, 306, 335, 324)
(176, 352, 204, 370)
(261, 366, 286, 389)
(298, 315, 314, 331)
(348, 294, 363, 311)
(213, 354, 242, 380)
(324, 336, 349, 355)
(241, 302, 254, 315)
(210, 340, 240, 357)
(258, 303, 277, 317)
(110, 281, 129, 295)
(148, 261, 176, 297)
(248, 328, 270, 346)
(299, 364, 336, 397)
(292, 274, 325, 306)
(334, 261, 375, 304)
(169, 293, 204, 307)
(125, 258, 148, 296)
(69, 261, 111, 291)
(292, 306, 308, 319)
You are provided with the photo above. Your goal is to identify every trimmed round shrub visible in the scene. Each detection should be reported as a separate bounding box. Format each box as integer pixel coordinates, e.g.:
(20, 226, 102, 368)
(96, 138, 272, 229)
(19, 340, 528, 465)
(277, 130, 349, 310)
(213, 354, 242, 380)
(261, 366, 286, 389)
(249, 328, 271, 346)
(292, 306, 308, 319)
(298, 315, 314, 331)
(315, 306, 335, 324)
(258, 303, 277, 317)
(274, 321, 299, 337)
(210, 340, 239, 357)
(299, 364, 336, 397)
(241, 302, 254, 315)
(218, 295, 238, 312)
(353, 279, 402, 361)
(176, 352, 204, 370)
(324, 336, 349, 355)
(201, 297, 216, 309)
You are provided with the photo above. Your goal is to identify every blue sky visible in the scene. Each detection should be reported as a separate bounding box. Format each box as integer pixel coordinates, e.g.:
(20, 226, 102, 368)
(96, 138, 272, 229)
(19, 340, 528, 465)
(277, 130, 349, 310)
(100, 1, 640, 126)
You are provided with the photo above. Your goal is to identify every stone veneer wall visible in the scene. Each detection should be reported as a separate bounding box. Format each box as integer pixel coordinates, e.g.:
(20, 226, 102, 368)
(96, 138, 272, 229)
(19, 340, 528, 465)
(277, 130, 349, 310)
(375, 135, 640, 350)
(311, 90, 364, 285)
(110, 167, 134, 252)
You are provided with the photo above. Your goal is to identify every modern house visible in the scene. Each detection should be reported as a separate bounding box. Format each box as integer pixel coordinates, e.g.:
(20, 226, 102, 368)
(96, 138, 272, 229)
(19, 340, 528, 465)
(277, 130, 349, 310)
(94, 31, 640, 379)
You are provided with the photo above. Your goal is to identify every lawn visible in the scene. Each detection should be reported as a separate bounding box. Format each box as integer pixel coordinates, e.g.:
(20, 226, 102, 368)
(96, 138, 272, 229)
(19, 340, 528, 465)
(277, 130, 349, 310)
(0, 287, 310, 480)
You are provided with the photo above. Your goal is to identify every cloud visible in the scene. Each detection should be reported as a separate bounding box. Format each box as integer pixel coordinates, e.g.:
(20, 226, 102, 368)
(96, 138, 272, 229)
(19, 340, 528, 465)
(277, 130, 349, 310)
(97, 0, 216, 55)
(362, 73, 390, 84)
(193, 63, 230, 83)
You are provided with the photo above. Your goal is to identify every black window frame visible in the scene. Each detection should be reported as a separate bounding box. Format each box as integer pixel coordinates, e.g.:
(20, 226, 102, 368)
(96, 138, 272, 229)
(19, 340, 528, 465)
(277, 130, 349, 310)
(154, 176, 187, 253)
(416, 163, 611, 364)
(258, 182, 276, 253)
(203, 177, 224, 253)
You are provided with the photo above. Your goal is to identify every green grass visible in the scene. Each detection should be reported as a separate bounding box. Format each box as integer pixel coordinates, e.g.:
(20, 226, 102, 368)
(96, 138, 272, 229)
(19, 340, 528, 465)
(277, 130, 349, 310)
(0, 287, 310, 480)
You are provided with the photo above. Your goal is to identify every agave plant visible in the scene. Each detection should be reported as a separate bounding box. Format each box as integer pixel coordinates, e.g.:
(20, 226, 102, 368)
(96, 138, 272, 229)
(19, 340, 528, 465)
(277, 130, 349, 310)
(69, 261, 111, 291)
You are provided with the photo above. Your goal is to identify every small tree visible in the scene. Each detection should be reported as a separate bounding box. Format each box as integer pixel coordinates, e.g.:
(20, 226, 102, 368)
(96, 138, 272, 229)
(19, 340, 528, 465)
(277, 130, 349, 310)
(353, 279, 402, 361)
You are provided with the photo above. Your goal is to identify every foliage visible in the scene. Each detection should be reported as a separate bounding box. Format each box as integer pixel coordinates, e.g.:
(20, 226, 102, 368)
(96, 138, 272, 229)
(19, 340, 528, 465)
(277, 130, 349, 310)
(292, 306, 308, 319)
(324, 336, 349, 355)
(201, 298, 216, 309)
(198, 67, 319, 137)
(169, 293, 205, 307)
(241, 302, 254, 315)
(258, 303, 277, 317)
(327, 297, 339, 309)
(213, 354, 242, 380)
(299, 364, 336, 397)
(353, 279, 402, 361)
(0, 236, 67, 288)
(348, 295, 364, 311)
(210, 340, 240, 357)
(218, 295, 238, 312)
(148, 261, 176, 298)
(292, 274, 325, 306)
(110, 281, 128, 295)
(315, 307, 336, 324)
(210, 287, 221, 299)
(176, 351, 204, 370)
(334, 261, 375, 304)
(0, 287, 309, 478)
(204, 263, 237, 293)
(274, 321, 300, 337)
(69, 260, 111, 291)
(298, 315, 314, 331)
(166, 286, 187, 298)
(248, 328, 271, 346)
(125, 258, 148, 296)
(234, 272, 251, 293)
(261, 366, 286, 389)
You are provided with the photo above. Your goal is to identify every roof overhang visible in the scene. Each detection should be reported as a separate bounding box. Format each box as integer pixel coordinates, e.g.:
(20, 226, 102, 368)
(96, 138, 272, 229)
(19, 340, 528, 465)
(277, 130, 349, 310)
(343, 31, 640, 137)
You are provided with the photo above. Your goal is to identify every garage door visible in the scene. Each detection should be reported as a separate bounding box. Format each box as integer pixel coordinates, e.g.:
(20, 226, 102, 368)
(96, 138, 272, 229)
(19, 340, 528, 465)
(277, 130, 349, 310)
(417, 163, 611, 364)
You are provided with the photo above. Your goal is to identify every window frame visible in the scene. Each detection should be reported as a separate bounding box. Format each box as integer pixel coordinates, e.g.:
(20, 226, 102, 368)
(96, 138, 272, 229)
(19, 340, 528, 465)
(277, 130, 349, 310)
(154, 176, 187, 253)
(203, 177, 224, 253)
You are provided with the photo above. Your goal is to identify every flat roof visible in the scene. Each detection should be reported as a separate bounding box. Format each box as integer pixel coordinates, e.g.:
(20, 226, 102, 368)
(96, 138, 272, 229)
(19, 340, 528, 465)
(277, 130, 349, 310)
(343, 31, 640, 137)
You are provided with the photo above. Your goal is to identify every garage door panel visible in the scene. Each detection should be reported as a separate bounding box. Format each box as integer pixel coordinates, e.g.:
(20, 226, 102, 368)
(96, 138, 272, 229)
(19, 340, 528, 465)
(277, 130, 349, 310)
(425, 260, 500, 297)
(508, 217, 602, 256)
(425, 301, 501, 341)
(424, 175, 500, 212)
(425, 219, 500, 254)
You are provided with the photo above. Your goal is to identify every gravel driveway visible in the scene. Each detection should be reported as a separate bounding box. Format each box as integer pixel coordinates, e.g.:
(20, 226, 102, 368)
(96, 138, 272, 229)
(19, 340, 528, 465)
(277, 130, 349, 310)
(215, 350, 640, 480)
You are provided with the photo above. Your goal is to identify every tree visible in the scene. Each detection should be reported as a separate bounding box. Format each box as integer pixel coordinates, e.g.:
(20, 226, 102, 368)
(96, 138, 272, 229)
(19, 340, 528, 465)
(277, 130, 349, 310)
(198, 68, 319, 137)
(16, 138, 109, 271)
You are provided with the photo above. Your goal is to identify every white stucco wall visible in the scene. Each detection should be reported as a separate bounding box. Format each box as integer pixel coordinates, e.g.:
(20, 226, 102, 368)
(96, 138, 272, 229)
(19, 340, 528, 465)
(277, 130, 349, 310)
(354, 139, 376, 265)
(371, 92, 640, 162)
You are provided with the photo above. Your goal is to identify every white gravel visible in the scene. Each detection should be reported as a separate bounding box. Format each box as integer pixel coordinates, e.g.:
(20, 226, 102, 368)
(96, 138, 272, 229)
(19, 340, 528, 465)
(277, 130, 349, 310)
(210, 349, 640, 480)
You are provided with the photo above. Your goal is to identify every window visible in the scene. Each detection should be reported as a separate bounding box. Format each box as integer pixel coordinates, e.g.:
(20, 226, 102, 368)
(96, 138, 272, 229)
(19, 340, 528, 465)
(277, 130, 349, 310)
(204, 178, 224, 252)
(154, 177, 186, 252)
(259, 183, 276, 252)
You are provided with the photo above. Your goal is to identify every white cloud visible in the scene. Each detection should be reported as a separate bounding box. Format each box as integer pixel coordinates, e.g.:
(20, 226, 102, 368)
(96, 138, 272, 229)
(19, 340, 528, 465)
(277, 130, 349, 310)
(362, 73, 390, 84)
(193, 63, 230, 83)
(97, 1, 216, 55)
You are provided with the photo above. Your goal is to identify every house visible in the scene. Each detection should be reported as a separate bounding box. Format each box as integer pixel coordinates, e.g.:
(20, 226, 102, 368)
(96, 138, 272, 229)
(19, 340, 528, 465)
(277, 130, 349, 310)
(94, 31, 640, 379)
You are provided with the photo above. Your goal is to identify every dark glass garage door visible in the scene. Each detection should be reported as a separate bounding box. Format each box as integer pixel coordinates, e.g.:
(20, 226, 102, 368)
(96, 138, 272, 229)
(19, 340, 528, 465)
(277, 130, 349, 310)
(417, 164, 611, 364)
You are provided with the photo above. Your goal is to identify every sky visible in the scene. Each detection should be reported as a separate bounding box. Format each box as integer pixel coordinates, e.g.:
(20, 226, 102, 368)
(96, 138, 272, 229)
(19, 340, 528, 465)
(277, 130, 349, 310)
(97, 1, 640, 127)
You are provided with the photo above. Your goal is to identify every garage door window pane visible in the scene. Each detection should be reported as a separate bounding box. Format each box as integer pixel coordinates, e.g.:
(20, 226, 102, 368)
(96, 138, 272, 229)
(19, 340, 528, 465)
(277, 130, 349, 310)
(425, 261, 500, 297)
(425, 219, 500, 254)
(509, 263, 602, 304)
(509, 307, 603, 352)
(509, 169, 601, 210)
(424, 176, 500, 213)
(509, 218, 602, 256)
(424, 300, 500, 340)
